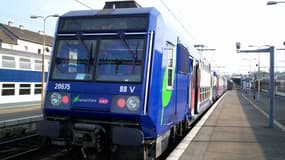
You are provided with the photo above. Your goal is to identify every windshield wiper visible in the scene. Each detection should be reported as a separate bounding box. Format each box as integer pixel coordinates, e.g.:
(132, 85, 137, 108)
(117, 32, 138, 74)
(76, 32, 93, 72)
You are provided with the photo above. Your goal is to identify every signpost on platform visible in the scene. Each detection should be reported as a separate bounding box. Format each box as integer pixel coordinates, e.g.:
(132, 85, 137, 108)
(236, 42, 275, 128)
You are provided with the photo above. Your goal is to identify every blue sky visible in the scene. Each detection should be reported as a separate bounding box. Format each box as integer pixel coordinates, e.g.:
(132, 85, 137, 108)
(1, 0, 285, 74)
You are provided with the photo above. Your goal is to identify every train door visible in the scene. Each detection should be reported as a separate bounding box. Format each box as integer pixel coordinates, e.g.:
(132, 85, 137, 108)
(161, 41, 176, 126)
(217, 76, 221, 97)
(210, 73, 213, 101)
(191, 61, 200, 115)
(187, 58, 194, 117)
(176, 43, 193, 120)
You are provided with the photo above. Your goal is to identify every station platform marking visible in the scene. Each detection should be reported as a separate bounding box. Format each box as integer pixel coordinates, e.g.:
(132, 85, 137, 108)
(0, 115, 43, 127)
(0, 105, 40, 115)
(166, 93, 226, 160)
(242, 94, 285, 132)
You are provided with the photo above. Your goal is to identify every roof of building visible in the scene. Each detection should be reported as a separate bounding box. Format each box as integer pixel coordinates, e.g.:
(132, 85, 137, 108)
(0, 29, 17, 44)
(0, 23, 54, 46)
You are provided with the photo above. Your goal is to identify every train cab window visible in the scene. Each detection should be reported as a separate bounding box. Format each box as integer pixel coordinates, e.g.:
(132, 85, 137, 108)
(51, 36, 145, 82)
(95, 38, 144, 83)
(165, 42, 175, 89)
(52, 39, 95, 81)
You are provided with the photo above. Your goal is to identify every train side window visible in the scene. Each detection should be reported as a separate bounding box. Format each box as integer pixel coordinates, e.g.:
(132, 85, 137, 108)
(177, 44, 190, 74)
(34, 84, 42, 94)
(165, 42, 175, 89)
(1, 83, 15, 96)
(19, 84, 31, 95)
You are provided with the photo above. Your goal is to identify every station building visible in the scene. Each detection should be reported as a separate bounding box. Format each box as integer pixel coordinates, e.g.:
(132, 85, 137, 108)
(0, 21, 54, 104)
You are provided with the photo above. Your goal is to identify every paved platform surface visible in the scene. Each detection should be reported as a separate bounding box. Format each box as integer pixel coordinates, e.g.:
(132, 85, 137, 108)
(0, 101, 42, 122)
(243, 90, 285, 128)
(177, 90, 285, 160)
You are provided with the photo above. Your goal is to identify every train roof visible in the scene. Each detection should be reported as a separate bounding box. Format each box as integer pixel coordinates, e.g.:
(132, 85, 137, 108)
(59, 6, 203, 62)
(61, 7, 159, 18)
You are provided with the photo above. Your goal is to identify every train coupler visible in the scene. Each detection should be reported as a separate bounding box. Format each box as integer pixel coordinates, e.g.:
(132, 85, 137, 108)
(72, 123, 106, 151)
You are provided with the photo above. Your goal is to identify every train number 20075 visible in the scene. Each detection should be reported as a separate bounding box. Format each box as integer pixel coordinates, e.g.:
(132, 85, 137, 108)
(54, 83, 71, 90)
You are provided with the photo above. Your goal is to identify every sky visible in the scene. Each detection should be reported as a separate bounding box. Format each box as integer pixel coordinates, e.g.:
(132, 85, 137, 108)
(1, 0, 285, 75)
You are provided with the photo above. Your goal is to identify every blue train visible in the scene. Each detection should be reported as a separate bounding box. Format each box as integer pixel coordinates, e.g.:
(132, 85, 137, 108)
(38, 1, 227, 159)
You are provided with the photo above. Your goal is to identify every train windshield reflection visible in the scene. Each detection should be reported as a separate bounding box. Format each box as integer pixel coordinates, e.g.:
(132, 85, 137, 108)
(51, 36, 145, 82)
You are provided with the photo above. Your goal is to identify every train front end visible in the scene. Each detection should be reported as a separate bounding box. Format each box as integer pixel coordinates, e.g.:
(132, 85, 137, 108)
(38, 7, 160, 159)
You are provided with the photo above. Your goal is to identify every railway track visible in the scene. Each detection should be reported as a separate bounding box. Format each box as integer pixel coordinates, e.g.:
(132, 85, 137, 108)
(0, 134, 40, 160)
(0, 115, 42, 140)
(0, 133, 68, 160)
(0, 101, 216, 160)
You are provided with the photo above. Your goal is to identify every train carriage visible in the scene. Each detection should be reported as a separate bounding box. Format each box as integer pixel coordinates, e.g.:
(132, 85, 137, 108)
(276, 74, 285, 96)
(194, 60, 212, 114)
(260, 73, 285, 96)
(217, 75, 227, 97)
(211, 71, 218, 100)
(38, 1, 223, 159)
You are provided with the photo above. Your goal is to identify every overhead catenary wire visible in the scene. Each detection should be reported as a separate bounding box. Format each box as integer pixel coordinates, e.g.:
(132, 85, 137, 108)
(74, 0, 94, 10)
(158, 0, 196, 41)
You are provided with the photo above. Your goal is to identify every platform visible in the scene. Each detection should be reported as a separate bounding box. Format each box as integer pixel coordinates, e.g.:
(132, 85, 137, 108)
(168, 90, 285, 160)
(0, 102, 42, 127)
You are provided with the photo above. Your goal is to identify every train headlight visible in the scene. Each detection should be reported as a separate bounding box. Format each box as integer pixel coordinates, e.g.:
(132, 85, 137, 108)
(111, 95, 140, 113)
(50, 92, 62, 106)
(116, 98, 126, 108)
(126, 96, 140, 112)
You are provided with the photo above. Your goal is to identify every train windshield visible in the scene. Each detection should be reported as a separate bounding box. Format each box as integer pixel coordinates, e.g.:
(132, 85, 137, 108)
(51, 36, 145, 83)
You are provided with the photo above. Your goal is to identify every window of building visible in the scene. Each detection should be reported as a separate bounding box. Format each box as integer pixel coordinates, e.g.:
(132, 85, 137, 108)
(2, 56, 16, 68)
(46, 47, 50, 53)
(24, 46, 28, 51)
(35, 60, 42, 71)
(34, 84, 42, 94)
(0, 40, 2, 48)
(19, 84, 31, 95)
(19, 58, 31, 69)
(47, 62, 50, 71)
(38, 49, 41, 54)
(1, 83, 15, 96)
